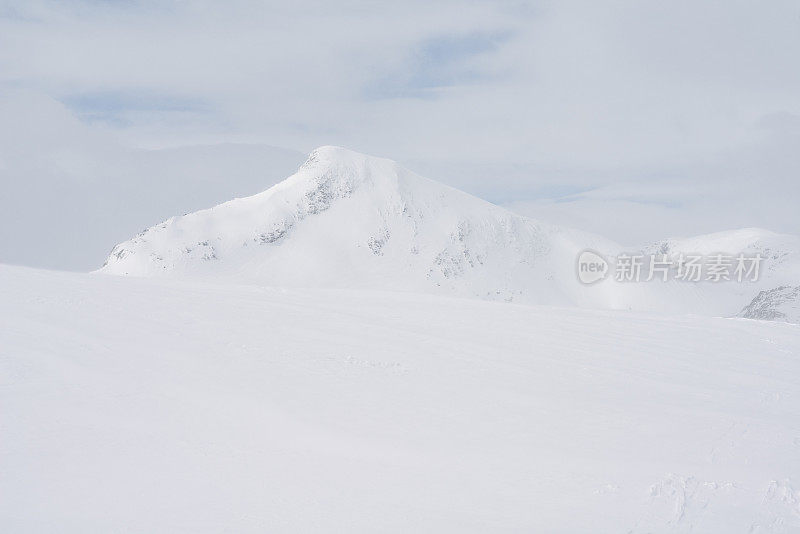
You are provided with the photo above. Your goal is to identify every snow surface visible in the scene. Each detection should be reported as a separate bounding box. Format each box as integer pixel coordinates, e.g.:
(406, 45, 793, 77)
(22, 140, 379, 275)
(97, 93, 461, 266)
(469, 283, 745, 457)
(2, 264, 800, 532)
(99, 146, 800, 320)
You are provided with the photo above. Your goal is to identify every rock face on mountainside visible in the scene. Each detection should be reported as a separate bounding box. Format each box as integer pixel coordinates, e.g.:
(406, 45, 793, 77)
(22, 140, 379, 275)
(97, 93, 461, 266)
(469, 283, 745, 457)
(738, 285, 800, 323)
(100, 146, 800, 318)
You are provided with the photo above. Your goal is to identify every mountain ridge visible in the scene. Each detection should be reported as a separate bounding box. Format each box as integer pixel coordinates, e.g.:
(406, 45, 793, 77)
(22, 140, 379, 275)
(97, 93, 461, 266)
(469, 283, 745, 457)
(99, 146, 800, 320)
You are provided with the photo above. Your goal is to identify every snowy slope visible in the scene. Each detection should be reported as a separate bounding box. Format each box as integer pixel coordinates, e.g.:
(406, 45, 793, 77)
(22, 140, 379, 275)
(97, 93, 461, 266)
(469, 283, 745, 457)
(99, 146, 800, 319)
(2, 264, 799, 532)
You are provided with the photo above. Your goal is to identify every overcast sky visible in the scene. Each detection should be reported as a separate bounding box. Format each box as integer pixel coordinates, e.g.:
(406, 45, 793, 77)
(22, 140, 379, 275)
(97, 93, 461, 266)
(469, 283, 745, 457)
(1, 0, 799, 270)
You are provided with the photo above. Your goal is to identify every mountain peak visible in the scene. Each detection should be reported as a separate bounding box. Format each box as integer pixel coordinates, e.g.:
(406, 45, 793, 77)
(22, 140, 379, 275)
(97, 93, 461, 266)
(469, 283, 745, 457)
(302, 145, 391, 167)
(292, 145, 402, 188)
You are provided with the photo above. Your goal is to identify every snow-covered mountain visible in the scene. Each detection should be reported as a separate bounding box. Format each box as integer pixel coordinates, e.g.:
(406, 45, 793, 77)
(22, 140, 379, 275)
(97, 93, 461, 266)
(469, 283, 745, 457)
(99, 146, 800, 320)
(99, 146, 618, 307)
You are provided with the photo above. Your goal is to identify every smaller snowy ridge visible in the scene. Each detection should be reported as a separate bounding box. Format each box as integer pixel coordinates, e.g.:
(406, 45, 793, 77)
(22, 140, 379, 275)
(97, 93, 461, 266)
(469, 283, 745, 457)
(643, 228, 800, 276)
(640, 228, 800, 320)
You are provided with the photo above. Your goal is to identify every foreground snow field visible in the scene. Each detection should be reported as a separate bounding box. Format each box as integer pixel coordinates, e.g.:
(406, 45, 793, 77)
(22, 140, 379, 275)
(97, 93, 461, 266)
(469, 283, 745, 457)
(2, 264, 799, 532)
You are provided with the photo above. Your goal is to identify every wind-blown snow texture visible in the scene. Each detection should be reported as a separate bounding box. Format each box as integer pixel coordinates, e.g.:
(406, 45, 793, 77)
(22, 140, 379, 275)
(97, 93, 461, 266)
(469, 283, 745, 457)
(2, 264, 799, 532)
(100, 146, 800, 320)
